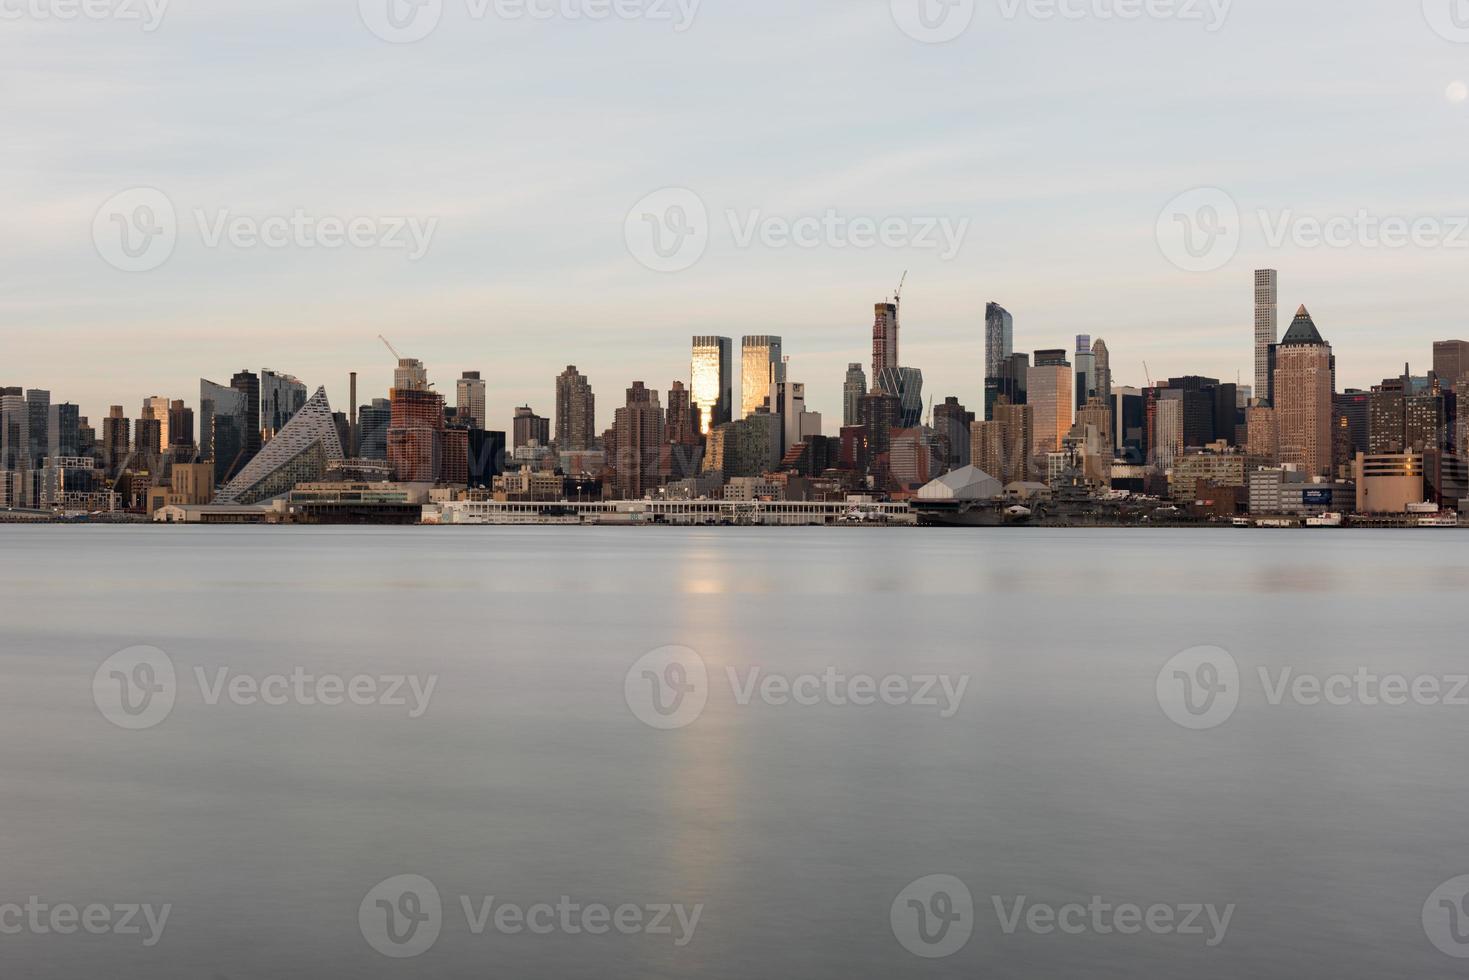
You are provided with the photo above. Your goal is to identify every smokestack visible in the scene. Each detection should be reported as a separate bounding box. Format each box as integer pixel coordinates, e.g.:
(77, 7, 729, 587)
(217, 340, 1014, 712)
(349, 372, 357, 458)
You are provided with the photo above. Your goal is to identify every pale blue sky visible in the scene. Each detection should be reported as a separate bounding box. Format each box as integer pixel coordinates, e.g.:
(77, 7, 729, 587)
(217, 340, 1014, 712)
(4, 0, 1469, 430)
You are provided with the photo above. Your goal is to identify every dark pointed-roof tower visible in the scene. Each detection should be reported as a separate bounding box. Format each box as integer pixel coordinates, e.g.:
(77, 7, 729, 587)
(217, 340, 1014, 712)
(1280, 305, 1327, 346)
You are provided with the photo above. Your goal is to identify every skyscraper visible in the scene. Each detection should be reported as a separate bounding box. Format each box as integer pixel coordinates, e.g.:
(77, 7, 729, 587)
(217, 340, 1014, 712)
(985, 303, 1014, 382)
(554, 366, 595, 450)
(1091, 338, 1112, 405)
(230, 370, 262, 465)
(1274, 305, 1334, 478)
(1028, 355, 1072, 464)
(512, 406, 550, 449)
(47, 403, 80, 459)
(101, 406, 130, 478)
(457, 371, 487, 430)
(143, 395, 170, 450)
(691, 336, 733, 437)
(876, 367, 924, 429)
(200, 380, 249, 482)
(168, 400, 195, 458)
(741, 336, 783, 418)
(357, 399, 391, 460)
(843, 363, 867, 427)
(872, 302, 899, 386)
(260, 370, 307, 436)
(665, 380, 698, 446)
(1255, 270, 1278, 404)
(1074, 335, 1095, 410)
(1433, 340, 1469, 391)
(613, 382, 664, 500)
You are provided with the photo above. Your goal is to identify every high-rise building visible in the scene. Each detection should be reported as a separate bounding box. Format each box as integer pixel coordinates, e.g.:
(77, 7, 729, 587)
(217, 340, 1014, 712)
(217, 388, 344, 504)
(554, 367, 595, 450)
(47, 403, 80, 460)
(0, 389, 29, 474)
(357, 399, 391, 460)
(742, 336, 783, 418)
(393, 358, 428, 392)
(1433, 341, 1469, 391)
(1112, 386, 1144, 459)
(872, 302, 899, 385)
(1369, 372, 1409, 454)
(843, 363, 867, 427)
(101, 406, 131, 478)
(1246, 404, 1278, 467)
(666, 380, 698, 446)
(25, 390, 50, 468)
(457, 371, 487, 430)
(388, 387, 446, 483)
(168, 400, 195, 458)
(143, 395, 170, 450)
(1074, 335, 1095, 410)
(1274, 306, 1334, 478)
(971, 397, 1030, 484)
(875, 366, 924, 429)
(859, 391, 903, 458)
(1028, 356, 1072, 464)
(1077, 397, 1112, 448)
(1091, 339, 1112, 406)
(612, 382, 664, 499)
(512, 406, 550, 449)
(260, 370, 307, 436)
(933, 397, 975, 470)
(200, 380, 249, 482)
(985, 303, 1014, 382)
(986, 353, 1028, 420)
(230, 370, 262, 465)
(1255, 270, 1278, 404)
(691, 336, 733, 436)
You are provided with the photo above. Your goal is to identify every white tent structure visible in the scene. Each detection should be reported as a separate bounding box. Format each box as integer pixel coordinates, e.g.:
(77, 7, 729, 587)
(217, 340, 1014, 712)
(916, 466, 1003, 502)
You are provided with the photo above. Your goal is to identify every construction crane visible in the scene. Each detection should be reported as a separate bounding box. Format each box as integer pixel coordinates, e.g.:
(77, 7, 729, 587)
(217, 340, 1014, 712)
(894, 270, 908, 311)
(379, 335, 402, 362)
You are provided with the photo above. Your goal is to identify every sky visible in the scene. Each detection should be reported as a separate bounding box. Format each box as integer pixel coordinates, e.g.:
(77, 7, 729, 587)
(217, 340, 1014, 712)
(4, 0, 1469, 432)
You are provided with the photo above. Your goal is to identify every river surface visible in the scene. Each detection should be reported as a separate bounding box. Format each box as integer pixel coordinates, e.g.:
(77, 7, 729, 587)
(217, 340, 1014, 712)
(1, 525, 1466, 978)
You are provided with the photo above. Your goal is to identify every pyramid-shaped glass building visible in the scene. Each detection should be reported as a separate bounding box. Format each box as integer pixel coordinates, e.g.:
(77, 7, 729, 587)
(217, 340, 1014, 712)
(216, 386, 344, 504)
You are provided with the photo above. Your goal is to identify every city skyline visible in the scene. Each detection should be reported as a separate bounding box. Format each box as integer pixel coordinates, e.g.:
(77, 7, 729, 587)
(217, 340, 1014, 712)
(8, 4, 1469, 429)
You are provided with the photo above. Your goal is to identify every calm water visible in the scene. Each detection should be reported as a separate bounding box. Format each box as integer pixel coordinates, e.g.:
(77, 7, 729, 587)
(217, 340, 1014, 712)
(2, 525, 1468, 978)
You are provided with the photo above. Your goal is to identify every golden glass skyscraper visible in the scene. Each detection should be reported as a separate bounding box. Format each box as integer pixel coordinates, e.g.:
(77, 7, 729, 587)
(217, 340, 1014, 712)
(691, 336, 733, 437)
(741, 336, 783, 418)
